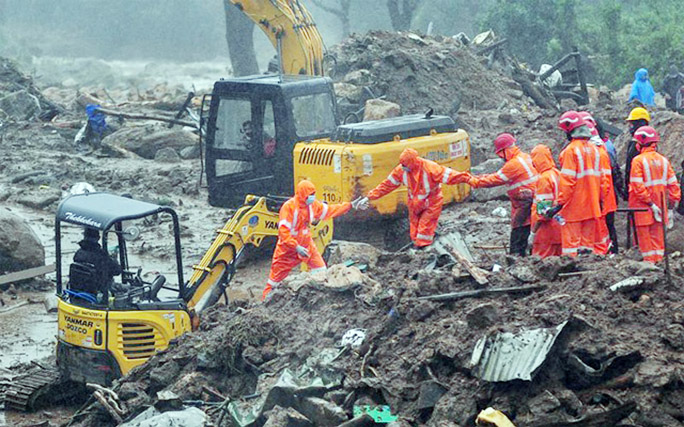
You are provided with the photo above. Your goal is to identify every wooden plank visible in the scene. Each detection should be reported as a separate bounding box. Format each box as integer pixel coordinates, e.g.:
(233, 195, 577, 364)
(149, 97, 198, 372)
(417, 284, 545, 302)
(449, 247, 489, 286)
(0, 264, 56, 286)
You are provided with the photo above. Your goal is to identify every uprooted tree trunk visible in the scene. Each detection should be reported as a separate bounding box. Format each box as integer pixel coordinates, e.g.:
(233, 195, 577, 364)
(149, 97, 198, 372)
(386, 0, 421, 31)
(224, 1, 259, 77)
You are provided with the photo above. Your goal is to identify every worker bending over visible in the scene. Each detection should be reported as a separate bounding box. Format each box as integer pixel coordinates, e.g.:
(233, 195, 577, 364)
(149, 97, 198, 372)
(468, 133, 538, 256)
(263, 180, 366, 299)
(553, 111, 604, 257)
(581, 112, 615, 254)
(362, 148, 470, 248)
(529, 144, 562, 257)
(628, 126, 681, 263)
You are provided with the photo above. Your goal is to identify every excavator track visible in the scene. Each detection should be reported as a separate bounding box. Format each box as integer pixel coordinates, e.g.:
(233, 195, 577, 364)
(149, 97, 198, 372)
(3, 367, 63, 411)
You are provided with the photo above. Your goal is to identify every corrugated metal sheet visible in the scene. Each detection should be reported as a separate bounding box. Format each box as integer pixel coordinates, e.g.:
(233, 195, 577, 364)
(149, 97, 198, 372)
(470, 321, 568, 382)
(431, 230, 473, 262)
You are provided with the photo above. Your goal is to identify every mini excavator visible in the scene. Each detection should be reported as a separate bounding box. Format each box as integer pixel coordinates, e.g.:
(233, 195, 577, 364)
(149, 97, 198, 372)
(4, 192, 331, 410)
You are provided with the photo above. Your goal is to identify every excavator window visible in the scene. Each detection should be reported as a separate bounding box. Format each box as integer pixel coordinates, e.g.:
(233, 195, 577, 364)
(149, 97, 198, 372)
(214, 97, 253, 177)
(290, 92, 336, 139)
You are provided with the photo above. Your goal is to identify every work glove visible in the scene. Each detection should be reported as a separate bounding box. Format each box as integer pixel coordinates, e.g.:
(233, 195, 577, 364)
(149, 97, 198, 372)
(351, 196, 370, 211)
(295, 245, 310, 258)
(544, 204, 563, 220)
(527, 232, 535, 248)
(668, 214, 674, 230)
(650, 203, 663, 222)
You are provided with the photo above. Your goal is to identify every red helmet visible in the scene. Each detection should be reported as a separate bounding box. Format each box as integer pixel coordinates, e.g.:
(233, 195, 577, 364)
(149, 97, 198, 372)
(633, 126, 659, 146)
(578, 111, 597, 127)
(558, 111, 585, 133)
(494, 133, 516, 153)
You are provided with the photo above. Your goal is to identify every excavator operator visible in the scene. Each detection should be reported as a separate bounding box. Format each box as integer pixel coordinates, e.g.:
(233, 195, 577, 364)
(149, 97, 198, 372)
(263, 180, 368, 299)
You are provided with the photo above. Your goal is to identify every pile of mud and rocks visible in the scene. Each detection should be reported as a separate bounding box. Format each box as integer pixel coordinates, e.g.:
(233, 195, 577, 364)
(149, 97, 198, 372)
(71, 243, 684, 427)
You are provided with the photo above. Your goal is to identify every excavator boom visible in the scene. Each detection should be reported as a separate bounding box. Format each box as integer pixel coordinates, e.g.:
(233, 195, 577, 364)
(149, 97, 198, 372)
(228, 0, 324, 75)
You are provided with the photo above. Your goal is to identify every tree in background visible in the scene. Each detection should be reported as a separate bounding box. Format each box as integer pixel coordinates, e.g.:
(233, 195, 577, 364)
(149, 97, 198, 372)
(224, 1, 259, 76)
(387, 0, 422, 31)
(310, 0, 352, 37)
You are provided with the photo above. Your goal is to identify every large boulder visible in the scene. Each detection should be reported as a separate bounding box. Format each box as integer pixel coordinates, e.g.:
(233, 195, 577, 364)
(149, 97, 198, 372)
(102, 124, 198, 159)
(363, 99, 401, 121)
(0, 208, 45, 273)
(0, 90, 42, 121)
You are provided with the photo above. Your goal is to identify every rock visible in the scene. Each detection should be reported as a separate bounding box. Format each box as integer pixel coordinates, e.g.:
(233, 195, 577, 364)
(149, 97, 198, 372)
(466, 303, 499, 329)
(298, 397, 347, 426)
(16, 190, 61, 210)
(634, 359, 677, 388)
(264, 406, 312, 427)
(43, 295, 58, 313)
(119, 406, 207, 427)
(179, 145, 200, 160)
(149, 360, 181, 390)
(363, 99, 401, 121)
(327, 241, 381, 267)
(154, 390, 183, 412)
(509, 264, 539, 283)
(0, 90, 42, 121)
(0, 208, 45, 273)
(103, 124, 198, 159)
(334, 83, 363, 104)
(155, 147, 181, 163)
(343, 69, 373, 86)
(528, 390, 561, 416)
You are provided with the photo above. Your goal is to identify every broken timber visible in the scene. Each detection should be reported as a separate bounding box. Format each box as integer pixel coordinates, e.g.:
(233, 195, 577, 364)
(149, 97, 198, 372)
(449, 247, 489, 286)
(0, 264, 55, 286)
(417, 284, 545, 302)
(94, 107, 197, 128)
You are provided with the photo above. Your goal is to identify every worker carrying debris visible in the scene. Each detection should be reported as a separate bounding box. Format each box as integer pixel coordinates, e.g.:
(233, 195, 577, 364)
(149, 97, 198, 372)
(553, 111, 604, 257)
(581, 112, 615, 254)
(529, 144, 562, 257)
(360, 148, 471, 248)
(628, 126, 681, 263)
(624, 107, 651, 198)
(263, 180, 367, 299)
(468, 134, 538, 256)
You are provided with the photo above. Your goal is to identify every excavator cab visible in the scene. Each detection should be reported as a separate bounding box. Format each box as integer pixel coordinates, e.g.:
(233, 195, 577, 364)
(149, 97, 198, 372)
(203, 74, 338, 207)
(54, 193, 191, 384)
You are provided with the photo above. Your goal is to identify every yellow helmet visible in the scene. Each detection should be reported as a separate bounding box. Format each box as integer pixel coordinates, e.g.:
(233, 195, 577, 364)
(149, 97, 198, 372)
(625, 107, 651, 122)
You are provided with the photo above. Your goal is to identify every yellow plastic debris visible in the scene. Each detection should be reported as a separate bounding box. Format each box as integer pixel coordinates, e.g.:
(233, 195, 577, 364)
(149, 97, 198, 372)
(476, 407, 516, 427)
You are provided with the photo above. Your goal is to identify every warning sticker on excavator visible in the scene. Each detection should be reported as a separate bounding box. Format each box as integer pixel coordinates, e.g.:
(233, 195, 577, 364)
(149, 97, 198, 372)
(333, 154, 341, 173)
(363, 154, 373, 176)
(450, 141, 466, 159)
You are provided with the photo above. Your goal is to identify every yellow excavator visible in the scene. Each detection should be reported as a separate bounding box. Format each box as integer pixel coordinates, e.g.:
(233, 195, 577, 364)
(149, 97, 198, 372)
(4, 192, 333, 411)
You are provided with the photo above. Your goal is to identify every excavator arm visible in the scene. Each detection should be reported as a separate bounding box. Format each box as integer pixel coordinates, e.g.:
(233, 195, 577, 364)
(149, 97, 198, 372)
(183, 195, 333, 320)
(227, 0, 324, 75)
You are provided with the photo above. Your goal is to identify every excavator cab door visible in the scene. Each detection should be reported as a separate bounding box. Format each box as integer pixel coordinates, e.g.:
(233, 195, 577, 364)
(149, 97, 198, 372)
(205, 88, 290, 207)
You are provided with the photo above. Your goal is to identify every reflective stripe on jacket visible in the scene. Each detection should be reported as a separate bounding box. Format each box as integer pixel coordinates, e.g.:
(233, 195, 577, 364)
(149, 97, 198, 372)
(557, 138, 603, 222)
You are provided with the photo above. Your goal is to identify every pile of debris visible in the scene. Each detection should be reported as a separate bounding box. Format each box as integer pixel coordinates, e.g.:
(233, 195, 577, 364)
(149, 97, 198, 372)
(331, 31, 526, 116)
(72, 241, 684, 426)
(0, 57, 63, 123)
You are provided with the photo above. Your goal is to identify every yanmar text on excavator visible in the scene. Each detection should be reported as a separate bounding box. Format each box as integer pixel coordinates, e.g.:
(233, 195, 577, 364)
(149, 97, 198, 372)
(52, 192, 333, 386)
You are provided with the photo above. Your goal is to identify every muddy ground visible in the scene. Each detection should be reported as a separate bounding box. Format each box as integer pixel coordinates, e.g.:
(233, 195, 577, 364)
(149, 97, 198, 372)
(1, 31, 684, 426)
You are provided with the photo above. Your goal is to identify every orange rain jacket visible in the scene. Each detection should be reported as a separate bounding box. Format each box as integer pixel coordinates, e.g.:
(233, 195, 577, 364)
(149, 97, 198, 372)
(367, 148, 470, 246)
(264, 180, 351, 299)
(469, 146, 538, 228)
(557, 138, 603, 222)
(628, 146, 681, 226)
(530, 145, 561, 256)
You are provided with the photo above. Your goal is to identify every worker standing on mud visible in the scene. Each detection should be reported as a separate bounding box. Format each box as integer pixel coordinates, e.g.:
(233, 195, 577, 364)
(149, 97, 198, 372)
(624, 107, 651, 198)
(529, 144, 562, 257)
(361, 148, 471, 248)
(628, 126, 681, 263)
(263, 180, 367, 299)
(468, 133, 538, 256)
(581, 112, 616, 254)
(552, 111, 604, 257)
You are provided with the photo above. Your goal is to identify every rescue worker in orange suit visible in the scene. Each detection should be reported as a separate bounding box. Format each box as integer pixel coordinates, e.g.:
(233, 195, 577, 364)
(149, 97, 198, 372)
(528, 144, 562, 257)
(550, 111, 604, 257)
(360, 148, 471, 248)
(628, 126, 681, 263)
(581, 111, 616, 254)
(624, 107, 651, 198)
(468, 133, 538, 256)
(263, 180, 368, 299)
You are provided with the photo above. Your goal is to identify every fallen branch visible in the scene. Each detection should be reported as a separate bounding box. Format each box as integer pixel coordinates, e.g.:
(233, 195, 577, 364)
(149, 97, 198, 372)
(557, 271, 594, 278)
(472, 245, 507, 250)
(94, 107, 197, 128)
(0, 264, 56, 286)
(87, 383, 125, 423)
(417, 284, 545, 302)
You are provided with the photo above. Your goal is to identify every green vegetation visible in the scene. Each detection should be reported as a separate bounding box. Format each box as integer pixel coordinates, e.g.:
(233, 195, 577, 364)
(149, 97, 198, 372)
(483, 0, 684, 89)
